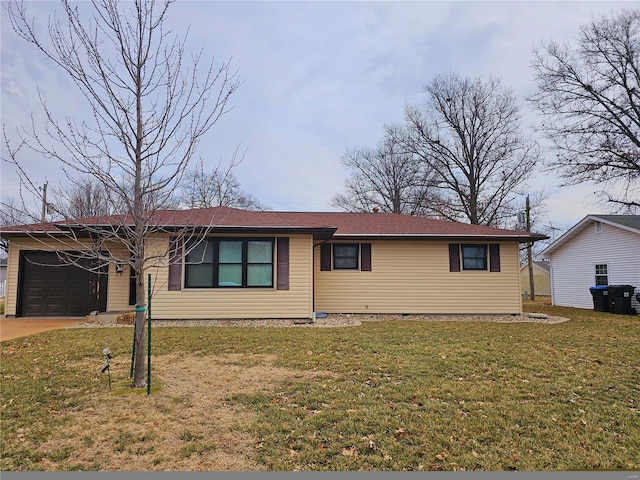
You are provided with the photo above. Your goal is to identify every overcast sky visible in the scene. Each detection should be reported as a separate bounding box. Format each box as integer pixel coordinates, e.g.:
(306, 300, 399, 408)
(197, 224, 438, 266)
(1, 1, 637, 235)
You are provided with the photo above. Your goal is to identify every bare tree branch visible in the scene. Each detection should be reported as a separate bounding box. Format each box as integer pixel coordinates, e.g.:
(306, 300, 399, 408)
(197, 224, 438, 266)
(2, 0, 241, 387)
(529, 8, 640, 211)
(332, 127, 439, 215)
(180, 149, 269, 211)
(400, 72, 539, 226)
(50, 176, 116, 218)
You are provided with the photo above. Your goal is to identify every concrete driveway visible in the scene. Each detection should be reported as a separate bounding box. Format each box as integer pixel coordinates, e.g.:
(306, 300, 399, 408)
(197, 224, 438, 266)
(0, 317, 87, 341)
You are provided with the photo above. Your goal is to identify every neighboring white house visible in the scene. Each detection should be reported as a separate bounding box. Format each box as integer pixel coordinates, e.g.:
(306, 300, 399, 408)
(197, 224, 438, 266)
(541, 215, 640, 313)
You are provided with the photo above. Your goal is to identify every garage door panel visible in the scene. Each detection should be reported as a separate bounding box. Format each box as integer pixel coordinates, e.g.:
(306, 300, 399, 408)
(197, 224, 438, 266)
(23, 303, 45, 316)
(19, 251, 107, 317)
(42, 304, 65, 316)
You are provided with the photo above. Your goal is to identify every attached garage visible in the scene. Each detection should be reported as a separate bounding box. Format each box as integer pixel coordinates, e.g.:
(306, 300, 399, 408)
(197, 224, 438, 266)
(18, 251, 107, 317)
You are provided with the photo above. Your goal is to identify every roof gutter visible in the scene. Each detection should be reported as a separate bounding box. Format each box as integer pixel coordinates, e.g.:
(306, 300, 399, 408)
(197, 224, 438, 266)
(2, 224, 338, 241)
(331, 233, 549, 242)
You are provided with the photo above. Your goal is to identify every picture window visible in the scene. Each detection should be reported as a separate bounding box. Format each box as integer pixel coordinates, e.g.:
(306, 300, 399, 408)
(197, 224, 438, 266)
(184, 238, 274, 288)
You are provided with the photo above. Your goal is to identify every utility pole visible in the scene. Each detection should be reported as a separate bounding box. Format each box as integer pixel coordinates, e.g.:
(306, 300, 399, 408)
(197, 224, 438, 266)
(526, 194, 535, 301)
(40, 182, 48, 222)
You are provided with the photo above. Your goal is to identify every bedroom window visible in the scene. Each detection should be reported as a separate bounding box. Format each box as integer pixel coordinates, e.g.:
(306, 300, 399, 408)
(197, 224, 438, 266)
(449, 244, 500, 272)
(320, 243, 372, 271)
(461, 244, 487, 270)
(595, 264, 608, 286)
(333, 244, 359, 270)
(184, 238, 274, 288)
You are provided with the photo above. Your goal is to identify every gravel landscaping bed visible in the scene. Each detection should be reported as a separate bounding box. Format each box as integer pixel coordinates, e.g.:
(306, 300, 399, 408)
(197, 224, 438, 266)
(75, 312, 569, 329)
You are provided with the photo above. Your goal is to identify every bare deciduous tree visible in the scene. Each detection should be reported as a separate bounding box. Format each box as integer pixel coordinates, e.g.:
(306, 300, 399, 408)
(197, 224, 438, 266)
(52, 175, 184, 219)
(530, 9, 640, 210)
(400, 72, 539, 226)
(3, 0, 240, 387)
(53, 177, 115, 219)
(332, 128, 439, 215)
(181, 152, 268, 211)
(0, 196, 37, 252)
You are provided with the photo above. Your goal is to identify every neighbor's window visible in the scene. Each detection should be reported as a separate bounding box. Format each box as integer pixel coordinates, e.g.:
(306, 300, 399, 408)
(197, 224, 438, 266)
(333, 244, 359, 270)
(461, 244, 487, 270)
(185, 238, 274, 288)
(595, 264, 608, 286)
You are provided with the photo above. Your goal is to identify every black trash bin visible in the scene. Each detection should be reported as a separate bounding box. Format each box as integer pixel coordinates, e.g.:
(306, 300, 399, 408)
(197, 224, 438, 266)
(607, 285, 636, 315)
(589, 286, 610, 312)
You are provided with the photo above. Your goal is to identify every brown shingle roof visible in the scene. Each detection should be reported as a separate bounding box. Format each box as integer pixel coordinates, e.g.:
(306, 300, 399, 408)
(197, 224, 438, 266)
(0, 206, 547, 241)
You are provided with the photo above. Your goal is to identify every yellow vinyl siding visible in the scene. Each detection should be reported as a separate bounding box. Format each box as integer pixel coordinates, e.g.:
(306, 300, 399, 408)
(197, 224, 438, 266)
(5, 234, 314, 319)
(314, 240, 522, 314)
(5, 240, 20, 317)
(146, 234, 314, 319)
(105, 244, 133, 312)
(4, 236, 131, 316)
(6, 234, 523, 318)
(519, 264, 551, 296)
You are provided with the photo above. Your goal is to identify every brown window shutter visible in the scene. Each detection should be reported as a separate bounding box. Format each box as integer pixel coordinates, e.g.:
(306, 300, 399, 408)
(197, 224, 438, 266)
(489, 244, 501, 272)
(168, 237, 182, 291)
(449, 244, 460, 272)
(320, 243, 331, 271)
(277, 237, 289, 290)
(361, 243, 372, 271)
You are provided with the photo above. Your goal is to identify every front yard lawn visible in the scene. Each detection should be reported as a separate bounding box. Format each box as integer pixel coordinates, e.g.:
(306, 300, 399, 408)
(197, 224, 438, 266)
(1, 303, 638, 471)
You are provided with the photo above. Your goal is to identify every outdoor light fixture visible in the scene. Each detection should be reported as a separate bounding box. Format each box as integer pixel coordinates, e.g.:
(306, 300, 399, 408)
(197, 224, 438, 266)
(115, 262, 125, 276)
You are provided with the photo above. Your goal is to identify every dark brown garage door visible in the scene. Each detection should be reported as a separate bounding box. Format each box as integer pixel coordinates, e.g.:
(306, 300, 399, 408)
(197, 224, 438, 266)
(18, 251, 107, 317)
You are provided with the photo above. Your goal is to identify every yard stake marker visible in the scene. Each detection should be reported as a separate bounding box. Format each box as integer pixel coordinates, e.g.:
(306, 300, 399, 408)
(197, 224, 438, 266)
(147, 273, 152, 395)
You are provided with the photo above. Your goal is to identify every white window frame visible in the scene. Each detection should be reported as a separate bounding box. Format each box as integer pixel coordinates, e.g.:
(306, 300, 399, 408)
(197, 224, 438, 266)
(594, 263, 608, 286)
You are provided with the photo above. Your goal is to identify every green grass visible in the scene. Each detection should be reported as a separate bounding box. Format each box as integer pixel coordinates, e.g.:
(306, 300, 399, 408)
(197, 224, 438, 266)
(1, 304, 638, 471)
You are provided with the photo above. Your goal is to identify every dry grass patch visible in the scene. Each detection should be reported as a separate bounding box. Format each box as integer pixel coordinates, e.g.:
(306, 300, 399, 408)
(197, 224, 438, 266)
(2, 308, 639, 471)
(9, 352, 325, 471)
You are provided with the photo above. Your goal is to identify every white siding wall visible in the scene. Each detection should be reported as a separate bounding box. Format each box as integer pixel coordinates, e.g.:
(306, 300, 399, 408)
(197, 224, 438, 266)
(548, 220, 640, 311)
